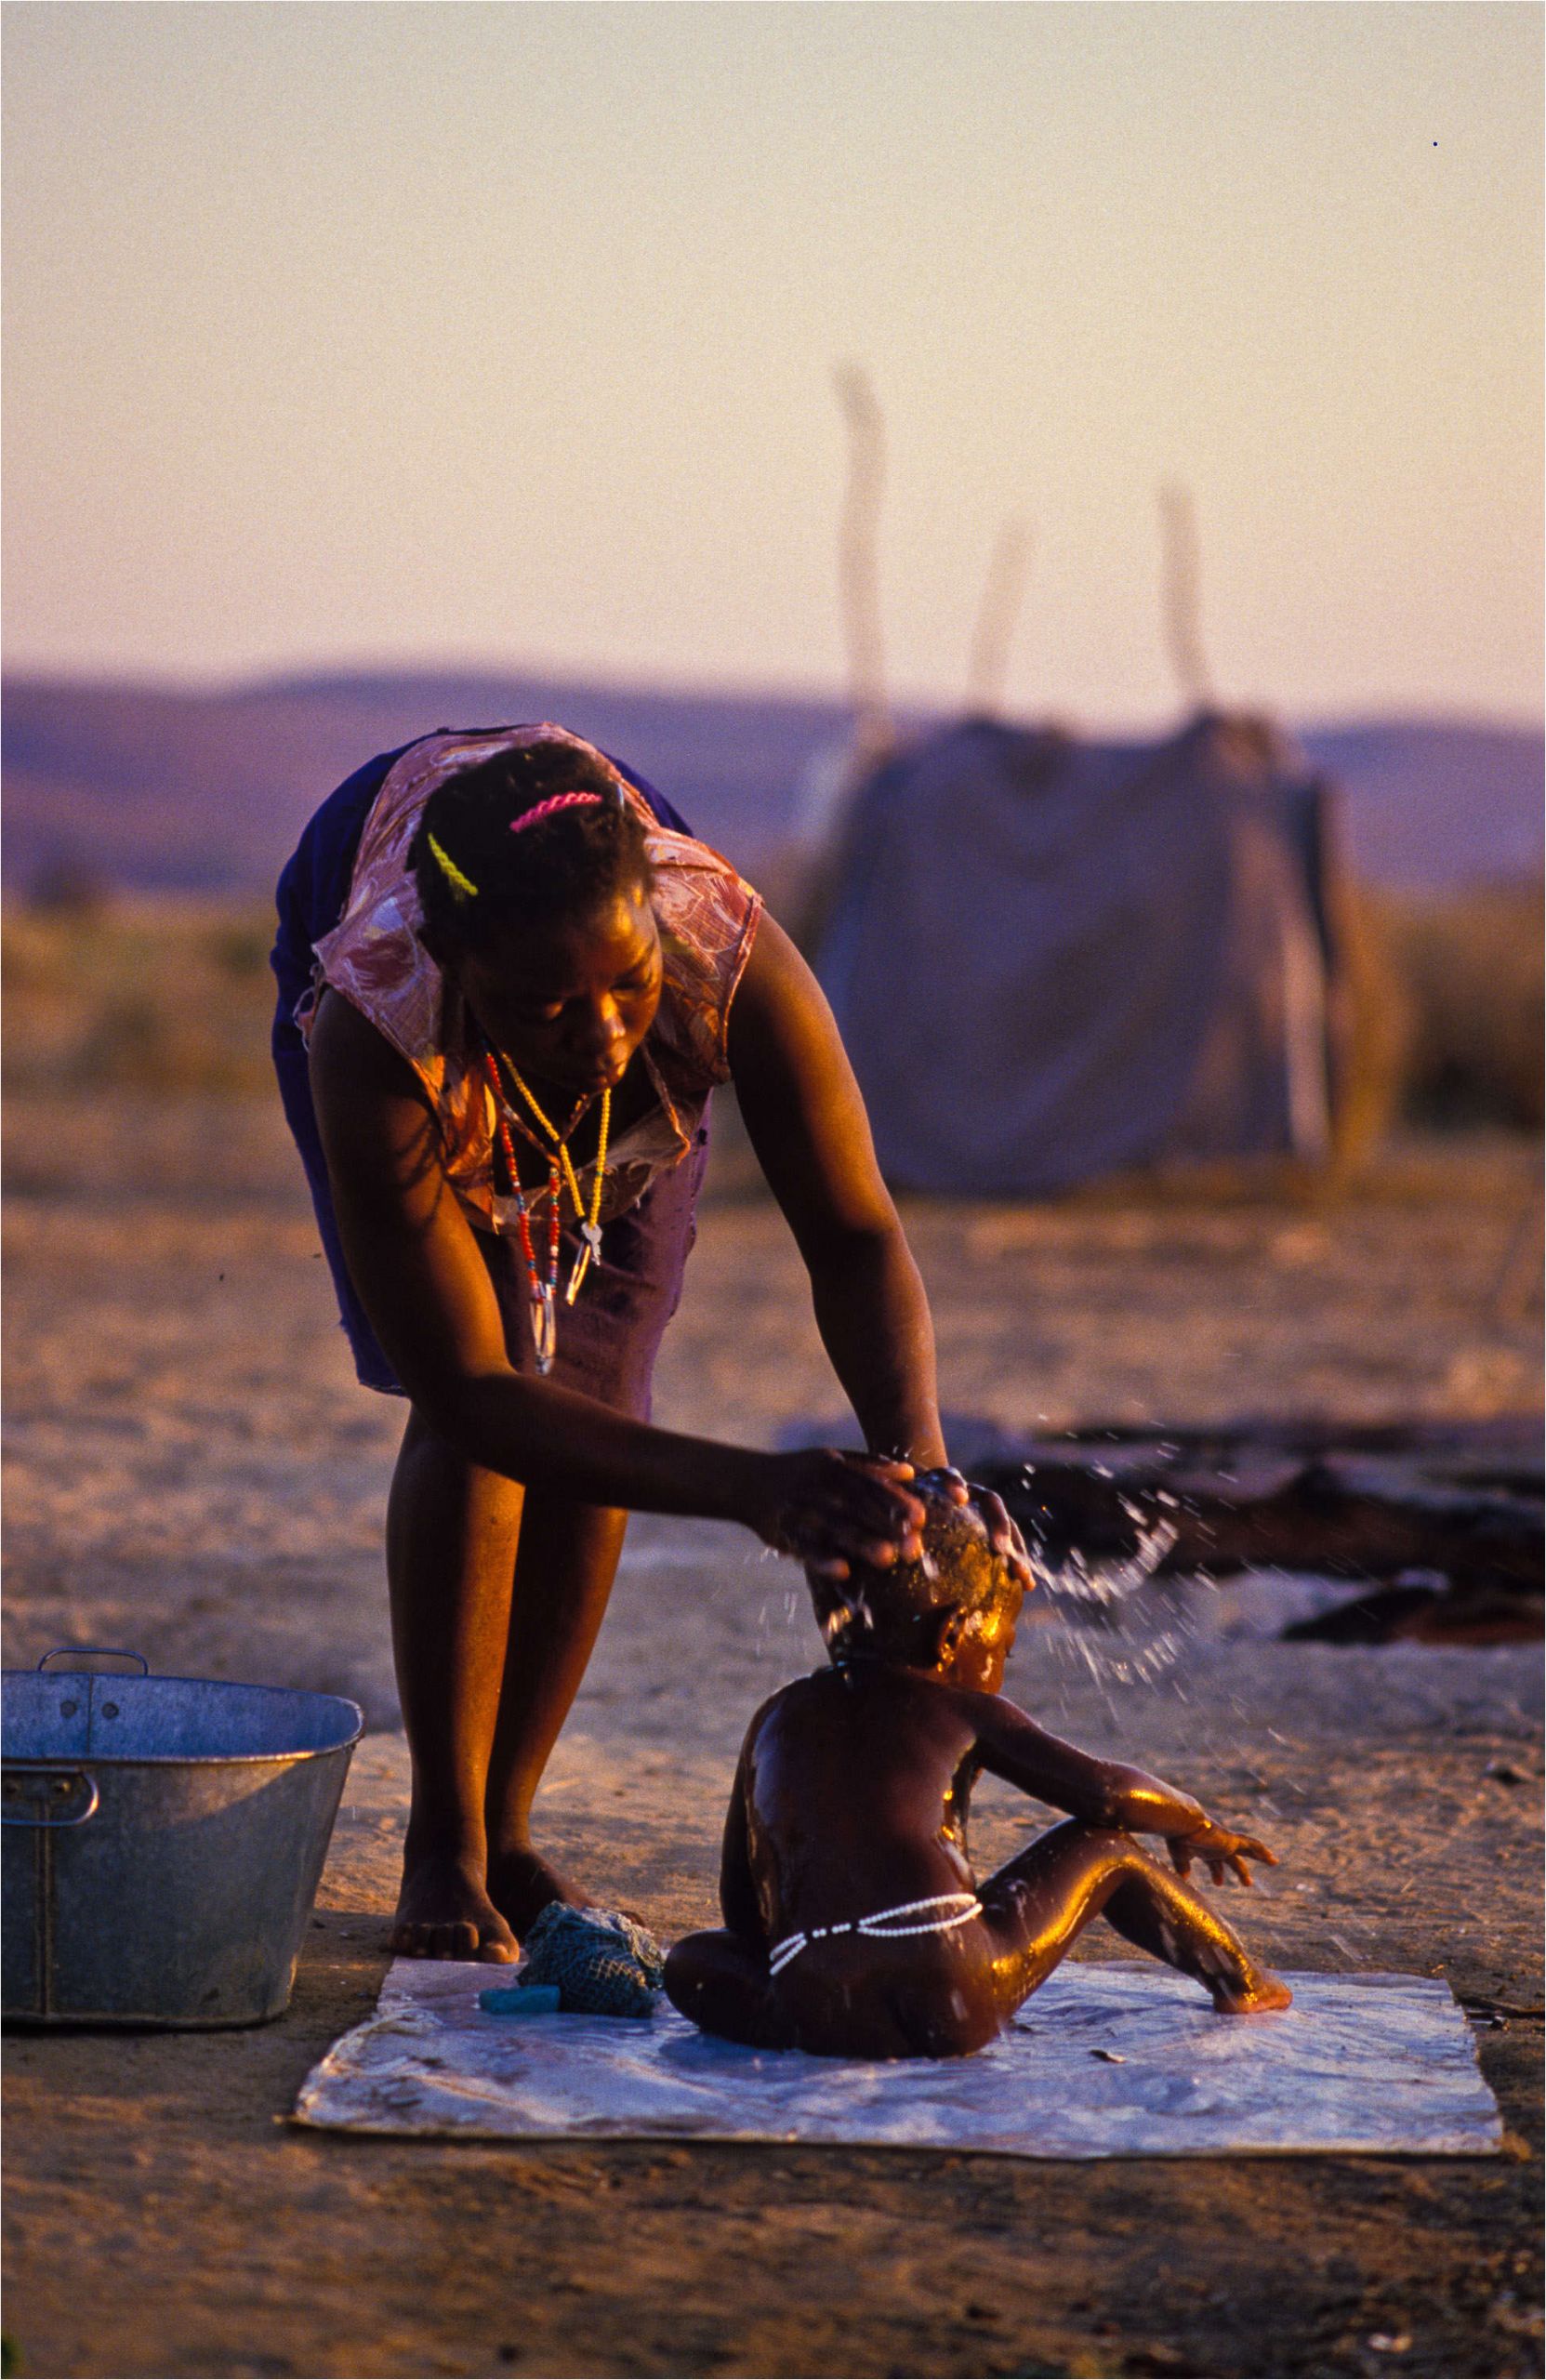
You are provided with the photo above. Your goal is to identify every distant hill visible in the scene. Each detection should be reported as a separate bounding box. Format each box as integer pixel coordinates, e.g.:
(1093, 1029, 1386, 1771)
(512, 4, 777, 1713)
(1297, 720, 1543, 891)
(2, 669, 1539, 899)
(0, 669, 851, 899)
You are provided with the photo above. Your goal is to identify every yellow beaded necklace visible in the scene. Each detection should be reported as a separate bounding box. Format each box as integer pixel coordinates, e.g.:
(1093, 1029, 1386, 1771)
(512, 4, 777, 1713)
(502, 1062, 612, 1306)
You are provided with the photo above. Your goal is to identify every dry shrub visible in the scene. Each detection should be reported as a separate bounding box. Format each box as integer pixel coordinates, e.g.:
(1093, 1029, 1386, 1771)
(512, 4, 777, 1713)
(1373, 881, 1543, 1130)
(1327, 875, 1410, 1171)
(3, 881, 1539, 1144)
(3, 897, 279, 1095)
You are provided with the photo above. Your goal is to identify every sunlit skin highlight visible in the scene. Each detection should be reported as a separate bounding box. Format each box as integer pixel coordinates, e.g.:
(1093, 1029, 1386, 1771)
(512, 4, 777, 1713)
(666, 1495, 1290, 2057)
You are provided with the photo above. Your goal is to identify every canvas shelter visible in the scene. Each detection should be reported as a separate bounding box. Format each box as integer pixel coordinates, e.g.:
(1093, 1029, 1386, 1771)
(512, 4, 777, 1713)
(813, 709, 1350, 1197)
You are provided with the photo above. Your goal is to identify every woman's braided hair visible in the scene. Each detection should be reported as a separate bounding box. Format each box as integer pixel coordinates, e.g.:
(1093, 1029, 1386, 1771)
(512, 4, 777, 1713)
(408, 741, 655, 957)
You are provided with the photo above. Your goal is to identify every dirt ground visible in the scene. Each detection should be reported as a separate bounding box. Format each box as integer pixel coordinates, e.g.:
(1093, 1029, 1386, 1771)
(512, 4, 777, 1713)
(3, 1090, 1542, 2380)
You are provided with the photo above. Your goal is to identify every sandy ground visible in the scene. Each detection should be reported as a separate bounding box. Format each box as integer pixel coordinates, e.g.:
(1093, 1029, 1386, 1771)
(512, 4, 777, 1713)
(3, 1091, 1542, 2380)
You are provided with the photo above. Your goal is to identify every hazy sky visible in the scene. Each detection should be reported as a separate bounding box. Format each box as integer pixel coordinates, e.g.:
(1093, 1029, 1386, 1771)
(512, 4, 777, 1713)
(5, 2, 1540, 721)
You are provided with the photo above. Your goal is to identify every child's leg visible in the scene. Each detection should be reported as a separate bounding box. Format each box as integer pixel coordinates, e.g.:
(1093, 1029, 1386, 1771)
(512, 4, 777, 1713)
(664, 1931, 798, 2050)
(980, 1820, 1291, 2016)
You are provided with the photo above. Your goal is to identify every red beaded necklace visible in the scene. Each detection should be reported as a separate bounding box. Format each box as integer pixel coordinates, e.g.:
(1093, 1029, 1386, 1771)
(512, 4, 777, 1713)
(483, 1047, 607, 1375)
(487, 1059, 561, 1372)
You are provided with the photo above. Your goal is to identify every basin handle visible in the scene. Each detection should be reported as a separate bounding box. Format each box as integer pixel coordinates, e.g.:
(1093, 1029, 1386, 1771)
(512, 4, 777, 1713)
(1, 1770, 101, 1828)
(36, 1646, 150, 1675)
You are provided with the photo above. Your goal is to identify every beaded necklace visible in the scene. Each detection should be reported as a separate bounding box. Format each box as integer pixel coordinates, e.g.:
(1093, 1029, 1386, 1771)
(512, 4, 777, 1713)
(482, 1047, 612, 1372)
(503, 1062, 612, 1305)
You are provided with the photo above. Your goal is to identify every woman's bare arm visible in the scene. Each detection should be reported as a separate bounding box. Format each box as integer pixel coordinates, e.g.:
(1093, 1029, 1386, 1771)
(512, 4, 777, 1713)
(307, 988, 923, 1567)
(726, 914, 946, 1465)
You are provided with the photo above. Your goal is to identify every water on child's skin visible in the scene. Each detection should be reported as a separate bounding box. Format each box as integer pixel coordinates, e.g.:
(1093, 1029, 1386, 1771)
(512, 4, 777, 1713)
(733, 1475, 1371, 1942)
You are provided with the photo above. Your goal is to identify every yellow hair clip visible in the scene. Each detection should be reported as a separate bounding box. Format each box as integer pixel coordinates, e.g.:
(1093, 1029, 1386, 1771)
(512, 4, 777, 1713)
(428, 831, 479, 902)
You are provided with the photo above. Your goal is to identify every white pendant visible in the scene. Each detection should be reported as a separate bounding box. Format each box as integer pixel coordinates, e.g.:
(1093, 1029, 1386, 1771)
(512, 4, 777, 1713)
(531, 1287, 557, 1375)
(565, 1221, 604, 1306)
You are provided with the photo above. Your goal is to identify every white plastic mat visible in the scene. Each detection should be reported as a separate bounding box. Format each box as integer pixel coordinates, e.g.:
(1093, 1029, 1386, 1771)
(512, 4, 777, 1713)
(293, 1959, 1500, 2158)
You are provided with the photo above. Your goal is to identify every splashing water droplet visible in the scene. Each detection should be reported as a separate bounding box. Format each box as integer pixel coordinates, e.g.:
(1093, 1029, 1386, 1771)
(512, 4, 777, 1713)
(1035, 1516, 1179, 1607)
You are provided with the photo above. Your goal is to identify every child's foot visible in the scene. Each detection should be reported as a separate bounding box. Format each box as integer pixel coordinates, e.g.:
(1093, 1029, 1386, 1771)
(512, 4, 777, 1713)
(487, 1843, 589, 1938)
(390, 1852, 518, 1963)
(1210, 1966, 1293, 2015)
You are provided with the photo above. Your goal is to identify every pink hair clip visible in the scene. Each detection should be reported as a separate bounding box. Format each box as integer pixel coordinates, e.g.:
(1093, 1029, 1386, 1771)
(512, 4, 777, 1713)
(509, 791, 608, 836)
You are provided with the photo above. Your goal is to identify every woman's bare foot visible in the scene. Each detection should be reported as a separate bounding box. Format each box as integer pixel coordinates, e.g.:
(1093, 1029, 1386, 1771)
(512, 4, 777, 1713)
(487, 1842, 588, 1938)
(1211, 1966, 1293, 2015)
(390, 1851, 518, 1963)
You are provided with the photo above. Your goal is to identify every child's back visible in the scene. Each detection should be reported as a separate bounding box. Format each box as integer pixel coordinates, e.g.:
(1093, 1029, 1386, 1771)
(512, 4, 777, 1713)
(733, 1661, 1012, 2056)
(667, 1485, 1290, 2059)
(743, 1663, 984, 1907)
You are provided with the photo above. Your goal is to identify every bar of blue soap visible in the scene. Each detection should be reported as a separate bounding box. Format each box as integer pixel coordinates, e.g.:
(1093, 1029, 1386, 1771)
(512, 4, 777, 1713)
(480, 1982, 562, 2016)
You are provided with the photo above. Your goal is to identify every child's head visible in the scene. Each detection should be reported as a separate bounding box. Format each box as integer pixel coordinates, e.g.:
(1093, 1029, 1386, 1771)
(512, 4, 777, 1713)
(809, 1482, 1024, 1688)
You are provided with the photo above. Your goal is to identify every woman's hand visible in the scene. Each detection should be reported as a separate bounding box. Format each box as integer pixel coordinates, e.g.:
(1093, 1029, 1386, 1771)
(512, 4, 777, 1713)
(923, 1467, 1037, 1592)
(1167, 1817, 1278, 1889)
(739, 1450, 927, 1581)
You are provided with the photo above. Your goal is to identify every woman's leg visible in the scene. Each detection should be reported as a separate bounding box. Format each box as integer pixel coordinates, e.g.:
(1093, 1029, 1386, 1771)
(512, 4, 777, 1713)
(981, 1820, 1291, 2016)
(384, 1135, 703, 1954)
(386, 1408, 526, 1959)
(387, 1422, 633, 1954)
(483, 1494, 631, 1936)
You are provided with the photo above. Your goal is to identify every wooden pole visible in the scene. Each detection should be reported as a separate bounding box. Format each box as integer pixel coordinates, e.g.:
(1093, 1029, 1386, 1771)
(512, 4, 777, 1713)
(1158, 480, 1215, 712)
(834, 364, 892, 763)
(965, 517, 1033, 718)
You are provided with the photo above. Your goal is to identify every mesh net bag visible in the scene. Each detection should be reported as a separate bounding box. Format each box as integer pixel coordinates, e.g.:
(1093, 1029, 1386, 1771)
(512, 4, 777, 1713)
(516, 1903, 666, 2018)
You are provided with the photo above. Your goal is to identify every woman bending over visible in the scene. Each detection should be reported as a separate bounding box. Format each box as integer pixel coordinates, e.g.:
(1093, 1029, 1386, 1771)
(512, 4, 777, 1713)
(272, 723, 1028, 1962)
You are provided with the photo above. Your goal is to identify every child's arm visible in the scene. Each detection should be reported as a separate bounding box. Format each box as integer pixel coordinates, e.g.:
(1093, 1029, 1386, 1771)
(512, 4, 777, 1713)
(972, 1695, 1277, 1885)
(718, 1746, 766, 1943)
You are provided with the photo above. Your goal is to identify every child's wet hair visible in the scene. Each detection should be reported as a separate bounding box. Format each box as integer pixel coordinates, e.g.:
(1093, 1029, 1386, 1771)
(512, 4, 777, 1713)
(408, 742, 655, 956)
(809, 1482, 1022, 1662)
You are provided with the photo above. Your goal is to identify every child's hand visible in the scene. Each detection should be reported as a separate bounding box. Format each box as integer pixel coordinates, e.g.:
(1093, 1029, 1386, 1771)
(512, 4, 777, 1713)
(1167, 1818, 1278, 1889)
(928, 1468, 1037, 1590)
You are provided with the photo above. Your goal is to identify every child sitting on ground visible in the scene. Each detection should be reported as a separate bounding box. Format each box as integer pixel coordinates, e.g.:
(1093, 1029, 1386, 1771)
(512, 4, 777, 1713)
(665, 1482, 1291, 2058)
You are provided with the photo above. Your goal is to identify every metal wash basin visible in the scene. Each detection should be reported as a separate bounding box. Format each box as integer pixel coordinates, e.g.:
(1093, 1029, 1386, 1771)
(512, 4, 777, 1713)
(3, 1650, 363, 2028)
